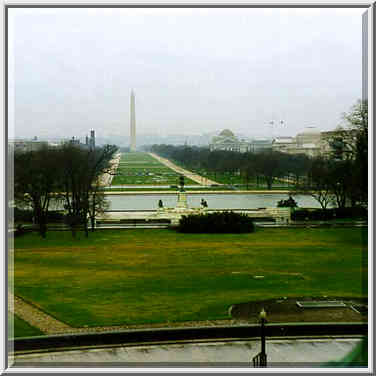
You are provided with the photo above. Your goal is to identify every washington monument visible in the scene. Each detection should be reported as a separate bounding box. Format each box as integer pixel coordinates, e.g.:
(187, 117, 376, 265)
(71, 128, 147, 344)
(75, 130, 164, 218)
(130, 89, 136, 151)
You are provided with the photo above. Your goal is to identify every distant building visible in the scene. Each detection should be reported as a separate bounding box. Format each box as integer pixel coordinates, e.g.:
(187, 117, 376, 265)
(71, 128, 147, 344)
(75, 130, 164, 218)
(271, 127, 321, 157)
(8, 139, 48, 153)
(272, 137, 295, 154)
(68, 130, 96, 149)
(209, 126, 356, 158)
(209, 129, 251, 152)
(69, 136, 81, 146)
(295, 127, 321, 148)
(210, 130, 273, 153)
(89, 129, 95, 149)
(248, 138, 272, 153)
(271, 126, 359, 158)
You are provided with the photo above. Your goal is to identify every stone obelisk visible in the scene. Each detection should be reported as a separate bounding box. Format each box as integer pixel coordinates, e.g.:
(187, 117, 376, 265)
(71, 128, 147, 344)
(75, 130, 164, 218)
(130, 90, 136, 151)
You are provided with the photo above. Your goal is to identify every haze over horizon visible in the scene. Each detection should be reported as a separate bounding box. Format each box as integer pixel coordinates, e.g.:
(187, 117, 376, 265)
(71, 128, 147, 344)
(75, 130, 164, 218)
(8, 7, 364, 141)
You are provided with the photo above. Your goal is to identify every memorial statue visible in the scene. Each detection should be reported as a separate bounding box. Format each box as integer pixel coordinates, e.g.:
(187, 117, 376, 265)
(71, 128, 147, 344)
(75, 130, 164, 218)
(179, 175, 185, 192)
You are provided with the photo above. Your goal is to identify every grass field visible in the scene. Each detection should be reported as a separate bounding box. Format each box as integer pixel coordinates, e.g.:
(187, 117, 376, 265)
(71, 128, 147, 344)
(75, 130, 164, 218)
(191, 170, 292, 189)
(13, 228, 367, 328)
(9, 312, 44, 338)
(111, 152, 199, 186)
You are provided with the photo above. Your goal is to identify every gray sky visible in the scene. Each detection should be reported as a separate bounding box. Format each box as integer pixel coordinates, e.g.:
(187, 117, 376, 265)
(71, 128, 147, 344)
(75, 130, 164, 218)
(8, 7, 365, 140)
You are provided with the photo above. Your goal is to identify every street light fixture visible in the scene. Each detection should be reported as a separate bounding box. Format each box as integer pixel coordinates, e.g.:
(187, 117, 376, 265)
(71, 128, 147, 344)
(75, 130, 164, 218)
(252, 308, 268, 367)
(268, 120, 285, 141)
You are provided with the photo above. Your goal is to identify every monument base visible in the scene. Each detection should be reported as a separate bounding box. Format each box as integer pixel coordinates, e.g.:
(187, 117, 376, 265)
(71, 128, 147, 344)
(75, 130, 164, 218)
(176, 192, 188, 210)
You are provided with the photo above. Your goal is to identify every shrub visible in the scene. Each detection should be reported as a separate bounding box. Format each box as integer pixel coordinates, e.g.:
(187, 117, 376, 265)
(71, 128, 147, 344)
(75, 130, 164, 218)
(311, 209, 334, 220)
(14, 208, 65, 223)
(277, 196, 298, 208)
(334, 207, 367, 219)
(47, 211, 65, 222)
(13, 207, 33, 222)
(291, 209, 310, 221)
(177, 211, 255, 233)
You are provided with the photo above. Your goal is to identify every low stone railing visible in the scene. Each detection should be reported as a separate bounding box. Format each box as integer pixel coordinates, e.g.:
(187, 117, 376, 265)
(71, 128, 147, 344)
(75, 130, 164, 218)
(152, 207, 291, 225)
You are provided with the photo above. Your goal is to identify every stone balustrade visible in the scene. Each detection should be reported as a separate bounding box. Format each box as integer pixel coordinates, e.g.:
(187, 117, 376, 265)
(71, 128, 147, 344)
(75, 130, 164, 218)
(151, 207, 291, 225)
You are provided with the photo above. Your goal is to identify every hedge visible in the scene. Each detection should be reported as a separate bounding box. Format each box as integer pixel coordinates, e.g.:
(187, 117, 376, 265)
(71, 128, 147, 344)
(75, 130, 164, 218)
(13, 208, 65, 223)
(177, 211, 255, 233)
(291, 207, 367, 221)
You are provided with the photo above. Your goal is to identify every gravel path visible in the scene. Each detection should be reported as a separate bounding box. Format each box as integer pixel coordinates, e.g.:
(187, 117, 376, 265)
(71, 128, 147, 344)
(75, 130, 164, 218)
(9, 292, 72, 335)
(149, 152, 220, 186)
(99, 153, 122, 186)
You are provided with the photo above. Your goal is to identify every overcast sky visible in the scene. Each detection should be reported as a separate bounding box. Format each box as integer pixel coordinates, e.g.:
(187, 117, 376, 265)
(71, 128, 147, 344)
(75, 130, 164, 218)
(8, 7, 365, 140)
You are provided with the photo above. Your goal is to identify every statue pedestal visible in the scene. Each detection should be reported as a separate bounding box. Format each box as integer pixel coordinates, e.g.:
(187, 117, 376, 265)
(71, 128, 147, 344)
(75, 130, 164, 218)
(176, 192, 188, 210)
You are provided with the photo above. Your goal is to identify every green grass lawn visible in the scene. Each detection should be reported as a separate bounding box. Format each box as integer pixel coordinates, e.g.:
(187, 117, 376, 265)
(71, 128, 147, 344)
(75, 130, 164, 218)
(112, 152, 198, 186)
(190, 170, 292, 189)
(8, 312, 44, 338)
(13, 228, 367, 328)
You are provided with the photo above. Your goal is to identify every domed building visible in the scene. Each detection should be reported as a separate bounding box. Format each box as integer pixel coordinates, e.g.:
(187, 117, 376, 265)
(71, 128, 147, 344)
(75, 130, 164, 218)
(209, 129, 251, 152)
(272, 126, 322, 157)
(295, 126, 321, 147)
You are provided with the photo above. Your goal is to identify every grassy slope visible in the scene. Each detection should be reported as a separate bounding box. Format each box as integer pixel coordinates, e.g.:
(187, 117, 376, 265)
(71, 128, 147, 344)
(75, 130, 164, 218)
(13, 228, 367, 327)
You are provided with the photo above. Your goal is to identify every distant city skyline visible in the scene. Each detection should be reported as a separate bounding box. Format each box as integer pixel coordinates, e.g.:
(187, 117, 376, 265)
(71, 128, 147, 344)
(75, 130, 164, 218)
(8, 7, 365, 140)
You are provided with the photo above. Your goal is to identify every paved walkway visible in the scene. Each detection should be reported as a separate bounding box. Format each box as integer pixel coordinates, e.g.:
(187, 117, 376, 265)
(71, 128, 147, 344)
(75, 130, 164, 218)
(12, 337, 363, 367)
(149, 152, 220, 186)
(99, 153, 122, 186)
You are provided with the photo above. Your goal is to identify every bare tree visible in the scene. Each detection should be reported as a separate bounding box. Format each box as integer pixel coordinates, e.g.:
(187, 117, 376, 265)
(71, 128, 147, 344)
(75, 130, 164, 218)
(58, 143, 118, 237)
(14, 146, 60, 237)
(254, 151, 284, 190)
(293, 157, 334, 209)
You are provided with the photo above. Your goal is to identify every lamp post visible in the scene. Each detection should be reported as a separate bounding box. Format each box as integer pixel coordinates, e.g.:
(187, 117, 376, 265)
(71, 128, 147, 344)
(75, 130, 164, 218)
(252, 308, 267, 367)
(269, 120, 285, 141)
(260, 308, 267, 366)
(179, 175, 185, 192)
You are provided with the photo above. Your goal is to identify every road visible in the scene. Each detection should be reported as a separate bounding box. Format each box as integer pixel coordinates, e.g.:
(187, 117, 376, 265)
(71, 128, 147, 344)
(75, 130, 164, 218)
(149, 152, 220, 186)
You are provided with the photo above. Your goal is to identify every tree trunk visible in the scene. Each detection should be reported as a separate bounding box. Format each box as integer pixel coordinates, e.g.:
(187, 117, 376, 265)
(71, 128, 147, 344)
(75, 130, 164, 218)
(266, 177, 273, 190)
(83, 214, 89, 238)
(90, 216, 95, 232)
(36, 207, 47, 238)
(39, 222, 47, 238)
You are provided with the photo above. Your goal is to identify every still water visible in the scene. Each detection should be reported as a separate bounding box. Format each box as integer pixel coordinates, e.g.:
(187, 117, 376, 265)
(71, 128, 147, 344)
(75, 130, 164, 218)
(107, 193, 321, 211)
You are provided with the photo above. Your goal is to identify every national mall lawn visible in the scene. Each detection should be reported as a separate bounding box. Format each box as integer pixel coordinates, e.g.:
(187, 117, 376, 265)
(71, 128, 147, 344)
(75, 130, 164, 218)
(12, 227, 367, 328)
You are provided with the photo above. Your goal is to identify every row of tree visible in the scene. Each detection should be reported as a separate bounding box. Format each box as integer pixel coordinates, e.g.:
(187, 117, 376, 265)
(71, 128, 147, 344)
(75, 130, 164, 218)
(296, 100, 367, 209)
(13, 143, 118, 238)
(147, 100, 368, 209)
(147, 145, 312, 190)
